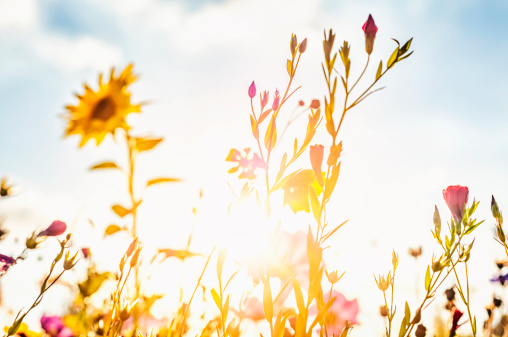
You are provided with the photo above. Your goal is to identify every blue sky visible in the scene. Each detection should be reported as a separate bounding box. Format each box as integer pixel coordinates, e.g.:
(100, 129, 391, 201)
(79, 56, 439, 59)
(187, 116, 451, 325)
(1, 0, 508, 334)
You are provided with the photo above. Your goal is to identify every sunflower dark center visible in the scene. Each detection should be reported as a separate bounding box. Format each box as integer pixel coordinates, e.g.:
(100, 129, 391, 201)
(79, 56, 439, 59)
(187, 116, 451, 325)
(91, 97, 116, 121)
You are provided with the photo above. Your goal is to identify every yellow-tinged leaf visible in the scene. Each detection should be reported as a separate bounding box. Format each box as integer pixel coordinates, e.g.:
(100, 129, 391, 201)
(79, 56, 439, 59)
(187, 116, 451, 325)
(323, 163, 340, 201)
(146, 177, 181, 187)
(376, 60, 383, 81)
(264, 115, 277, 151)
(135, 137, 163, 152)
(250, 115, 259, 139)
(104, 224, 123, 237)
(90, 162, 120, 170)
(425, 266, 431, 290)
(287, 59, 293, 76)
(211, 289, 221, 310)
(387, 47, 399, 69)
(112, 205, 131, 217)
(309, 185, 321, 224)
(263, 280, 273, 323)
(292, 279, 305, 313)
(217, 248, 227, 282)
(276, 153, 287, 182)
(271, 169, 301, 192)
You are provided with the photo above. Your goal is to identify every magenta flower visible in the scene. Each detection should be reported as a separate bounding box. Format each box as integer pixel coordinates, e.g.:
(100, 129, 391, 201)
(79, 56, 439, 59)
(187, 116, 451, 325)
(362, 14, 378, 55)
(442, 185, 469, 222)
(272, 89, 280, 111)
(0, 254, 16, 273)
(37, 220, 67, 237)
(248, 81, 256, 99)
(310, 291, 359, 335)
(41, 315, 74, 337)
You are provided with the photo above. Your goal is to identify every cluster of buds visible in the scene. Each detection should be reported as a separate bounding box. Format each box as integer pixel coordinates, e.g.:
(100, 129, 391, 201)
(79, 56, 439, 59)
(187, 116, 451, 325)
(119, 238, 142, 271)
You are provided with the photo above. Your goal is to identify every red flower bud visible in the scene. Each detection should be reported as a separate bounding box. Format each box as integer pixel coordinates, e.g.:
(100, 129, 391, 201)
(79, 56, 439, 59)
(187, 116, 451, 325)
(248, 81, 256, 99)
(272, 89, 280, 111)
(442, 185, 469, 222)
(298, 100, 305, 106)
(362, 14, 378, 55)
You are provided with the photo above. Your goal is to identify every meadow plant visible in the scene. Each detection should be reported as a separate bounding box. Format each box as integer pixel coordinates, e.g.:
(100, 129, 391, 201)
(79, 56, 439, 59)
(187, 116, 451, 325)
(1, 11, 503, 337)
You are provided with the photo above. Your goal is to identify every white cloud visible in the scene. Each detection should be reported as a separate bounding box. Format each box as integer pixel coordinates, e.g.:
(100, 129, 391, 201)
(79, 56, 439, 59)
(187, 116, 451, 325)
(32, 35, 123, 71)
(0, 0, 38, 31)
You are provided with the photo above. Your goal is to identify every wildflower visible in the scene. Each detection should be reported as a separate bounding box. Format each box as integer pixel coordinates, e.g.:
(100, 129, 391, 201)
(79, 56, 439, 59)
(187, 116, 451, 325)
(415, 324, 427, 337)
(0, 254, 16, 274)
(310, 291, 359, 336)
(310, 99, 320, 109)
(0, 177, 12, 197)
(409, 246, 422, 258)
(490, 273, 508, 286)
(81, 248, 90, 259)
(65, 64, 141, 147)
(449, 308, 464, 337)
(37, 220, 67, 237)
(226, 148, 265, 179)
(442, 185, 469, 222)
(40, 316, 74, 337)
(362, 14, 378, 55)
(248, 81, 256, 99)
(238, 297, 265, 321)
(282, 170, 322, 213)
(261, 91, 269, 109)
(272, 90, 280, 111)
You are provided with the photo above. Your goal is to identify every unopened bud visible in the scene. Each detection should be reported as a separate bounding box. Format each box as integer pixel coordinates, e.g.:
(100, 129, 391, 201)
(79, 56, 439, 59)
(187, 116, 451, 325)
(497, 226, 506, 243)
(411, 309, 421, 324)
(433, 206, 441, 238)
(415, 324, 427, 337)
(325, 269, 340, 284)
(492, 196, 501, 218)
(299, 38, 307, 53)
(380, 305, 388, 317)
(64, 250, 79, 270)
(126, 238, 137, 256)
(432, 260, 444, 272)
(26, 232, 38, 249)
(290, 34, 298, 57)
(130, 246, 142, 268)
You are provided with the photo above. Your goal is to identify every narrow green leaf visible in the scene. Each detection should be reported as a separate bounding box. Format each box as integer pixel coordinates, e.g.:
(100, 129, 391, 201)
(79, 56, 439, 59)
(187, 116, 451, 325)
(147, 177, 181, 187)
(263, 280, 273, 323)
(425, 266, 431, 291)
(135, 137, 163, 152)
(376, 61, 383, 81)
(90, 162, 119, 170)
(104, 224, 123, 237)
(211, 289, 221, 310)
(112, 204, 130, 218)
(387, 47, 399, 69)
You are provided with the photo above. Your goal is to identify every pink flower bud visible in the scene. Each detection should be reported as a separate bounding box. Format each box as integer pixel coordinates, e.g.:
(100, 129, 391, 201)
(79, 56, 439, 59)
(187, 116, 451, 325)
(272, 89, 280, 111)
(248, 81, 256, 99)
(362, 14, 378, 55)
(299, 38, 308, 53)
(81, 248, 90, 259)
(442, 185, 469, 222)
(261, 90, 269, 109)
(38, 220, 67, 237)
(310, 145, 324, 186)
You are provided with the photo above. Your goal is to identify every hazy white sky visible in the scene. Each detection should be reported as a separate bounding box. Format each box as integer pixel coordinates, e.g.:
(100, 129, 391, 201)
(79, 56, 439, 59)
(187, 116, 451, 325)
(0, 0, 508, 335)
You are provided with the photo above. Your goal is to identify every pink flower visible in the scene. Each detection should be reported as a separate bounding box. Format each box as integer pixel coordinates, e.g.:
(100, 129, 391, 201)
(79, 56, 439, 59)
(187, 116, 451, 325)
(261, 90, 269, 109)
(248, 81, 256, 99)
(310, 291, 359, 336)
(38, 220, 67, 237)
(362, 14, 378, 55)
(272, 90, 280, 111)
(0, 254, 16, 273)
(239, 297, 265, 321)
(226, 148, 265, 179)
(270, 231, 309, 288)
(41, 316, 74, 337)
(443, 185, 469, 222)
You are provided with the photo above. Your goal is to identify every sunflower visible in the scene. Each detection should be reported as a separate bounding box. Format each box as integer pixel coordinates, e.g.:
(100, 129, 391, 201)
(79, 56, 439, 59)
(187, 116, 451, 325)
(64, 64, 141, 147)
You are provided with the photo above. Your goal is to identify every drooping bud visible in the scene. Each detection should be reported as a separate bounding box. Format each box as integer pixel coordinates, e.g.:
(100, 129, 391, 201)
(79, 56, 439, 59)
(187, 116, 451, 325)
(299, 38, 307, 53)
(362, 14, 378, 55)
(248, 81, 256, 99)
